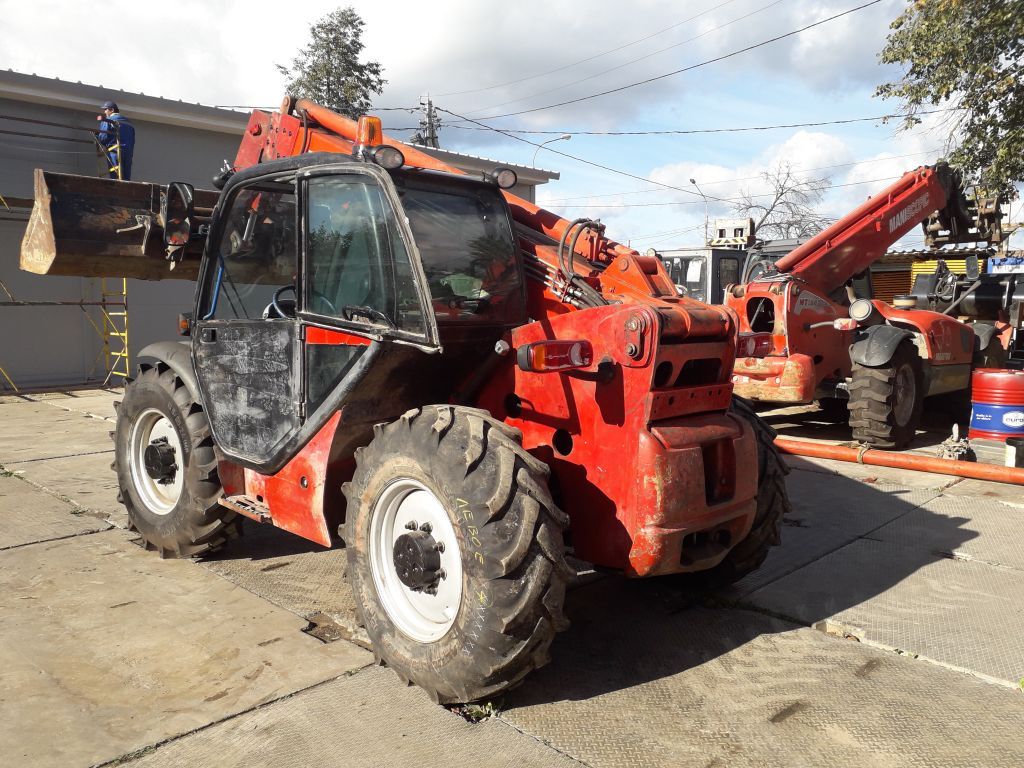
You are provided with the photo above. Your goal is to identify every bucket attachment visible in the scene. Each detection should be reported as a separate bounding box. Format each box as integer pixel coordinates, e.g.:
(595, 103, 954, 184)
(20, 170, 217, 281)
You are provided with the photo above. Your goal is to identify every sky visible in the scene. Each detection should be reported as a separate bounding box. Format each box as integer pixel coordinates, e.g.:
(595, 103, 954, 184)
(2, 0, 1019, 251)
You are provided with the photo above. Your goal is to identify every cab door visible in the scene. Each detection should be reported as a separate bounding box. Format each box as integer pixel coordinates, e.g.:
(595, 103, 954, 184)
(192, 173, 302, 469)
(193, 163, 439, 473)
(298, 167, 439, 419)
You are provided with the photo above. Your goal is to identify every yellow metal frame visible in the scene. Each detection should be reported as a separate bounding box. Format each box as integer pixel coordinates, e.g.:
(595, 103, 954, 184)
(100, 278, 129, 385)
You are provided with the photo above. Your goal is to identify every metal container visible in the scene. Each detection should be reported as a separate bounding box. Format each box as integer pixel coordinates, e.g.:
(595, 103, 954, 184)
(969, 369, 1024, 441)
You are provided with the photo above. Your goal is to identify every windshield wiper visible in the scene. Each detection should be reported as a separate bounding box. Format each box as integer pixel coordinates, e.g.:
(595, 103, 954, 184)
(342, 305, 395, 327)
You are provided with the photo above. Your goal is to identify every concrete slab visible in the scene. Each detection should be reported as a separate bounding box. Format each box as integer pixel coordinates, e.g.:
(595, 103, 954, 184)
(0, 530, 371, 768)
(785, 467, 942, 534)
(200, 521, 369, 646)
(727, 464, 942, 597)
(9, 450, 126, 527)
(129, 665, 577, 768)
(744, 537, 1024, 686)
(871, 495, 1024, 571)
(940, 476, 1024, 505)
(0, 474, 109, 549)
(501, 578, 1024, 768)
(0, 400, 114, 464)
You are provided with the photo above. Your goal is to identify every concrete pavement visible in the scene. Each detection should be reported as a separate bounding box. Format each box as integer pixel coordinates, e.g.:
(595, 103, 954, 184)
(1, 389, 1022, 767)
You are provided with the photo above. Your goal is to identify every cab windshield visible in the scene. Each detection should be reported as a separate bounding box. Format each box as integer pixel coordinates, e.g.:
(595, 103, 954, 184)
(398, 176, 525, 325)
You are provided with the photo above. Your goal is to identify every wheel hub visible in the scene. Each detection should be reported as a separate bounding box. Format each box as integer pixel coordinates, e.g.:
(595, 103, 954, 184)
(143, 437, 178, 484)
(393, 527, 444, 593)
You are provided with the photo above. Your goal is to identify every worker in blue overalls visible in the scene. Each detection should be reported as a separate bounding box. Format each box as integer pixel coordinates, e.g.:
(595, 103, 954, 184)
(96, 100, 135, 180)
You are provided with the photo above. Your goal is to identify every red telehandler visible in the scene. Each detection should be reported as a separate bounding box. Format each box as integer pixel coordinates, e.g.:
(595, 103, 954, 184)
(21, 98, 790, 703)
(724, 162, 1005, 449)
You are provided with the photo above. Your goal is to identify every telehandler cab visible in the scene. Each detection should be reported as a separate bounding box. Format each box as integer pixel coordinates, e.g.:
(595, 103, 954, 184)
(23, 99, 790, 703)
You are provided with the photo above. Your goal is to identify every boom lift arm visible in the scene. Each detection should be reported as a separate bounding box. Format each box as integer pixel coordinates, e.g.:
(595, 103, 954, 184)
(770, 162, 983, 295)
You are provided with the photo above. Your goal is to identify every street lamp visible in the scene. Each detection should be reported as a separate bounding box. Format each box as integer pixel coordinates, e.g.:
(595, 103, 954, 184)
(689, 177, 709, 246)
(532, 134, 572, 166)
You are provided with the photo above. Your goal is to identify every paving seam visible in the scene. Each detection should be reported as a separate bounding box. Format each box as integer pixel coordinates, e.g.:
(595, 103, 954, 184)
(4, 448, 115, 465)
(0, 469, 122, 527)
(815, 620, 1022, 691)
(90, 666, 374, 768)
(33, 395, 117, 422)
(495, 713, 594, 767)
(0, 526, 112, 553)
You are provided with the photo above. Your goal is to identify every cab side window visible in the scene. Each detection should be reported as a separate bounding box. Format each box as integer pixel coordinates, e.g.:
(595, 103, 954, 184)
(204, 179, 296, 320)
(305, 176, 422, 331)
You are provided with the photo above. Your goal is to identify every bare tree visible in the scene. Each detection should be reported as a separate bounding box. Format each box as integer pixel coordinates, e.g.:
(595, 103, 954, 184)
(733, 162, 831, 240)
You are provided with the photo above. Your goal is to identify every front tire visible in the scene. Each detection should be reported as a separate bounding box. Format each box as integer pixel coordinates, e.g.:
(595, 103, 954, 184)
(848, 340, 924, 449)
(114, 362, 237, 557)
(344, 405, 570, 703)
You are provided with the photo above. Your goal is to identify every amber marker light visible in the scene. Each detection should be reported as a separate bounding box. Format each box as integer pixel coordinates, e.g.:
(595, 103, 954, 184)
(516, 340, 593, 372)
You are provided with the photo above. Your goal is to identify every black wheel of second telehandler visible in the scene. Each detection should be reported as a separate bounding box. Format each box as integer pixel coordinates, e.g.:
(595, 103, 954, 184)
(686, 397, 791, 588)
(847, 340, 924, 449)
(113, 362, 238, 557)
(343, 405, 571, 704)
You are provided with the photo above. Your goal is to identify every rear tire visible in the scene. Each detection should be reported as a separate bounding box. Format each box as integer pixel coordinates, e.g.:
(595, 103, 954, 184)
(114, 362, 237, 558)
(848, 340, 924, 449)
(690, 397, 790, 587)
(344, 405, 570, 703)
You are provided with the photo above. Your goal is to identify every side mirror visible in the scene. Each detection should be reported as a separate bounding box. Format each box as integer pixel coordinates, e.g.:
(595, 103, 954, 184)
(965, 254, 981, 281)
(162, 182, 195, 248)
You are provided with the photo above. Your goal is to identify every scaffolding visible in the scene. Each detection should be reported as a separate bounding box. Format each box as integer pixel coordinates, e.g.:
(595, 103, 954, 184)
(0, 279, 130, 393)
(0, 114, 131, 393)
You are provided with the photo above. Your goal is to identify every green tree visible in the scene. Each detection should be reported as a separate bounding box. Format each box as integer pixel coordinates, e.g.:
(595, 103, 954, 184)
(876, 0, 1024, 193)
(277, 7, 386, 119)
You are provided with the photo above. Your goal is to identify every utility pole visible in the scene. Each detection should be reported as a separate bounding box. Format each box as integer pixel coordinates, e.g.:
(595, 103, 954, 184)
(689, 178, 709, 246)
(412, 95, 441, 149)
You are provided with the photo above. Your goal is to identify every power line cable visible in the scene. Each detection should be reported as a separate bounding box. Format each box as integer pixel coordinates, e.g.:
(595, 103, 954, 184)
(436, 106, 731, 202)
(435, 0, 743, 98)
(461, 0, 884, 121)
(554, 175, 903, 209)
(542, 149, 942, 203)
(465, 0, 786, 116)
(443, 108, 955, 135)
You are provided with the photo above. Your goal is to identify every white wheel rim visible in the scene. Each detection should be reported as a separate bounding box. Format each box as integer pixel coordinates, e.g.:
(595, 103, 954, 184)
(893, 365, 916, 426)
(128, 408, 185, 516)
(368, 478, 464, 643)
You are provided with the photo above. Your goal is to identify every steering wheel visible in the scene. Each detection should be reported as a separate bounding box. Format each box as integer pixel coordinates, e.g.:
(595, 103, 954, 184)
(310, 290, 338, 316)
(269, 284, 297, 318)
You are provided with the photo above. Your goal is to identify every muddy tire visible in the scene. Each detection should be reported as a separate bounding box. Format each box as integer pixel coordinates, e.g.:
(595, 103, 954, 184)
(848, 340, 924, 449)
(114, 362, 237, 557)
(343, 405, 570, 704)
(688, 397, 790, 588)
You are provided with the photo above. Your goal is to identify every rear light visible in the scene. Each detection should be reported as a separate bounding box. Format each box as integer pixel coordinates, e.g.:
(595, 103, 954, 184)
(737, 332, 772, 358)
(517, 340, 593, 372)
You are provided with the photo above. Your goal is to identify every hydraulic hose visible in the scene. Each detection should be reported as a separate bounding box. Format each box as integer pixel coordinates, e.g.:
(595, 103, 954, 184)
(774, 437, 1024, 486)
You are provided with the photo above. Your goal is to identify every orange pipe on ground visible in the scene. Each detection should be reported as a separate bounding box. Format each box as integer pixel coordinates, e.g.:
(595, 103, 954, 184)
(774, 437, 1024, 486)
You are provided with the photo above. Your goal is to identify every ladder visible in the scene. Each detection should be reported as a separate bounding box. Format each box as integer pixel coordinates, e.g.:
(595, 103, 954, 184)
(101, 278, 129, 384)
